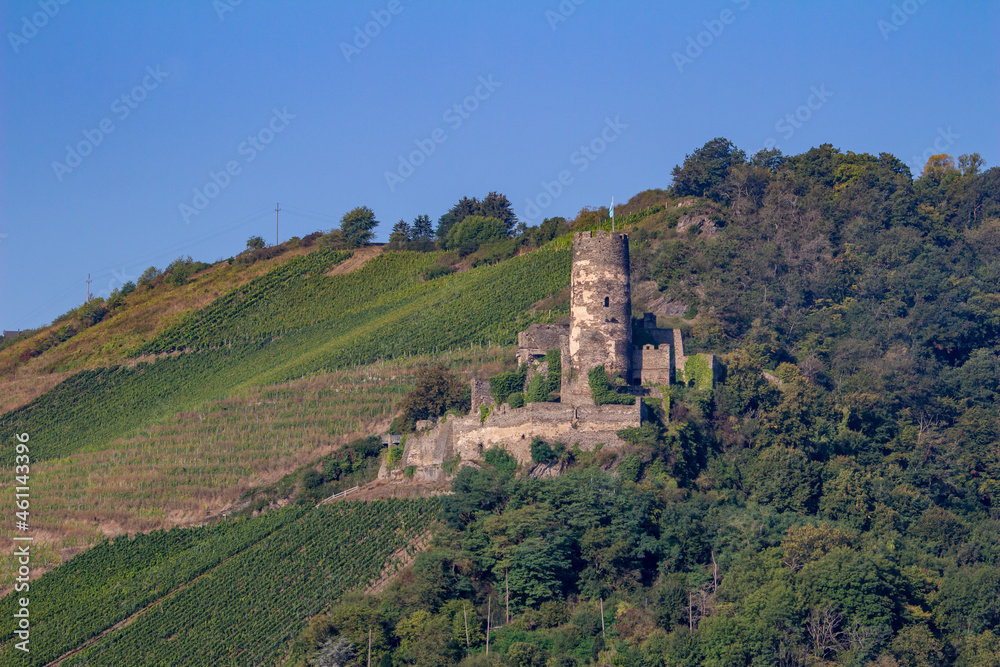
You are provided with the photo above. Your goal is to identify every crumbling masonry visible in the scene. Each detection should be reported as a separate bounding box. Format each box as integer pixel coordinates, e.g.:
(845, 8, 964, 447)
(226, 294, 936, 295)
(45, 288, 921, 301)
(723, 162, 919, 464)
(382, 230, 716, 481)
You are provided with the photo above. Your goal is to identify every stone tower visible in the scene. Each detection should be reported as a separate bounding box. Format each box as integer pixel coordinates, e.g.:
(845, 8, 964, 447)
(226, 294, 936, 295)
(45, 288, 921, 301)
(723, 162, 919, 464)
(564, 230, 632, 402)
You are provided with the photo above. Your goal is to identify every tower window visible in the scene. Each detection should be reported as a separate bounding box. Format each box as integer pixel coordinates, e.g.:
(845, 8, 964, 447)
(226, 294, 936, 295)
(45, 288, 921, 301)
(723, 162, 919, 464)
(604, 296, 609, 307)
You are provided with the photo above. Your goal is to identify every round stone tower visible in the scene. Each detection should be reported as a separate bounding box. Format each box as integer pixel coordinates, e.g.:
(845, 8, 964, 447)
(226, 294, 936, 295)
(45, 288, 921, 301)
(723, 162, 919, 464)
(565, 230, 632, 402)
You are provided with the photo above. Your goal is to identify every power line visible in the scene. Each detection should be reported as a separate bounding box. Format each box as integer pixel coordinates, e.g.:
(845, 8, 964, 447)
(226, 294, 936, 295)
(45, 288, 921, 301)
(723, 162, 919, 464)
(281, 204, 339, 226)
(282, 204, 338, 220)
(15, 208, 272, 329)
(87, 207, 273, 280)
(16, 203, 337, 330)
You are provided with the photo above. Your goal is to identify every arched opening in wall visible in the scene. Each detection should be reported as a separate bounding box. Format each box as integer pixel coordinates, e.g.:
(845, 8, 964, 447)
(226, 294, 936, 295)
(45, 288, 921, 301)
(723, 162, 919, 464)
(604, 297, 609, 307)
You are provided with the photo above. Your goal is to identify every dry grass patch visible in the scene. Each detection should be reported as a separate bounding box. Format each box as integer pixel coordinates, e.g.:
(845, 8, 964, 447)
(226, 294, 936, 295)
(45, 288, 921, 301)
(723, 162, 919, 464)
(0, 246, 325, 413)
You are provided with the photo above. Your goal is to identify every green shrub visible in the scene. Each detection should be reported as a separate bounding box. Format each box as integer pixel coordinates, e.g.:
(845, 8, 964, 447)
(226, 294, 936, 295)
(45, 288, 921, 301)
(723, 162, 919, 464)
(505, 641, 547, 667)
(617, 453, 642, 482)
(138, 266, 160, 286)
(403, 465, 417, 479)
(420, 265, 455, 281)
(165, 256, 212, 286)
(525, 353, 561, 403)
(538, 600, 570, 628)
(544, 348, 562, 395)
(526, 372, 550, 403)
(442, 456, 460, 476)
(301, 468, 323, 490)
(321, 456, 344, 481)
(483, 447, 518, 474)
(386, 445, 403, 468)
(490, 366, 527, 405)
(588, 366, 635, 405)
(617, 423, 660, 447)
(682, 354, 714, 390)
(530, 438, 555, 464)
(507, 392, 525, 408)
(300, 230, 322, 246)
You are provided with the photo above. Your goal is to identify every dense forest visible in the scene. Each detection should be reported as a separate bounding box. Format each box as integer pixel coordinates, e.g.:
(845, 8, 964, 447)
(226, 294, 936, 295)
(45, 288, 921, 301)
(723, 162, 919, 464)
(298, 141, 1000, 666)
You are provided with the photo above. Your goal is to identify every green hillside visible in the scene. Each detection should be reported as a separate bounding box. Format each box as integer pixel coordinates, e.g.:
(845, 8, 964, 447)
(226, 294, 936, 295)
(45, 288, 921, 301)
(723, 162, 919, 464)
(0, 499, 440, 666)
(2, 140, 1000, 665)
(0, 246, 570, 465)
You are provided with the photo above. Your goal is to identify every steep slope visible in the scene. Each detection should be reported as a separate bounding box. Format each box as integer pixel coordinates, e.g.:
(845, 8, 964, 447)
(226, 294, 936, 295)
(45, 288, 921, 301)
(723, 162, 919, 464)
(0, 244, 329, 414)
(0, 499, 440, 666)
(1, 347, 500, 581)
(0, 243, 570, 586)
(2, 246, 569, 465)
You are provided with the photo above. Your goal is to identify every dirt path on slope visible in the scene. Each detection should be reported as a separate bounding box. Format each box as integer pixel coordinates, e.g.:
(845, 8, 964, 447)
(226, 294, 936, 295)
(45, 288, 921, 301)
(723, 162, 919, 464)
(325, 245, 384, 276)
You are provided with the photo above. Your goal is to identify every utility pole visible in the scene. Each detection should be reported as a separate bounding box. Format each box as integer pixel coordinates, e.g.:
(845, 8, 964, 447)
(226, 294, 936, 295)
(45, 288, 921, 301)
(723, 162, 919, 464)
(86, 274, 91, 302)
(600, 597, 606, 636)
(463, 603, 470, 655)
(505, 571, 509, 625)
(275, 202, 281, 246)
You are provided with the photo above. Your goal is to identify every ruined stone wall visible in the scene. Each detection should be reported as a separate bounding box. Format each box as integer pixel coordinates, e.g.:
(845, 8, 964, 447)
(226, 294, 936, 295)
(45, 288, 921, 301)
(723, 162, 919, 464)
(633, 345, 671, 386)
(470, 378, 494, 413)
(454, 402, 639, 463)
(516, 323, 569, 365)
(638, 313, 674, 347)
(566, 231, 632, 403)
(672, 328, 686, 383)
(389, 400, 641, 478)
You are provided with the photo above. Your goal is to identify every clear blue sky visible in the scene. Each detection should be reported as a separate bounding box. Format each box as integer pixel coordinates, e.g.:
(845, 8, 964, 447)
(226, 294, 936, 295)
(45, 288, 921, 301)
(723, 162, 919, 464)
(2, 0, 998, 330)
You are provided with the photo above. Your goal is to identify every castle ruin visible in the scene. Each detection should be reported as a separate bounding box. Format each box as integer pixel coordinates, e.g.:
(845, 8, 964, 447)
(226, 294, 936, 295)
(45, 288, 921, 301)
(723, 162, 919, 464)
(382, 230, 715, 481)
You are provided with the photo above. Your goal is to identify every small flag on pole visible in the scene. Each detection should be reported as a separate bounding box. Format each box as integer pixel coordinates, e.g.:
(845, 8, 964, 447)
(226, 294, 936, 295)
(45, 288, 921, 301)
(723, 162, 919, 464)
(610, 196, 615, 231)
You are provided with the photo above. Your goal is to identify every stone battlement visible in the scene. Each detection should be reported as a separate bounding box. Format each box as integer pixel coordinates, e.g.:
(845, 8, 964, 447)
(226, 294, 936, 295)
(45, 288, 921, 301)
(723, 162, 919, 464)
(573, 230, 629, 244)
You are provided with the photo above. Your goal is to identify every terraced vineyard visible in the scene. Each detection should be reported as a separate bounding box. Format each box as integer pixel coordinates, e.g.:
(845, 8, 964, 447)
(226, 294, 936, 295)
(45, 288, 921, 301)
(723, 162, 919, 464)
(1, 246, 570, 466)
(0, 243, 329, 385)
(0, 242, 569, 600)
(0, 347, 504, 588)
(0, 499, 440, 666)
(0, 509, 302, 664)
(139, 248, 357, 352)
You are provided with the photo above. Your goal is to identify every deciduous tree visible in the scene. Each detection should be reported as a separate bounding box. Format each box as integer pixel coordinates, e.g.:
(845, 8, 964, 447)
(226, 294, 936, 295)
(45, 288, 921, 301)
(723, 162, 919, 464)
(340, 206, 379, 248)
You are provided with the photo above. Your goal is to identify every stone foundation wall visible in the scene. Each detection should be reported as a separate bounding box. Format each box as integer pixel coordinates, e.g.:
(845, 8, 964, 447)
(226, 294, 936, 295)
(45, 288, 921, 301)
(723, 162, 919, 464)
(386, 400, 641, 478)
